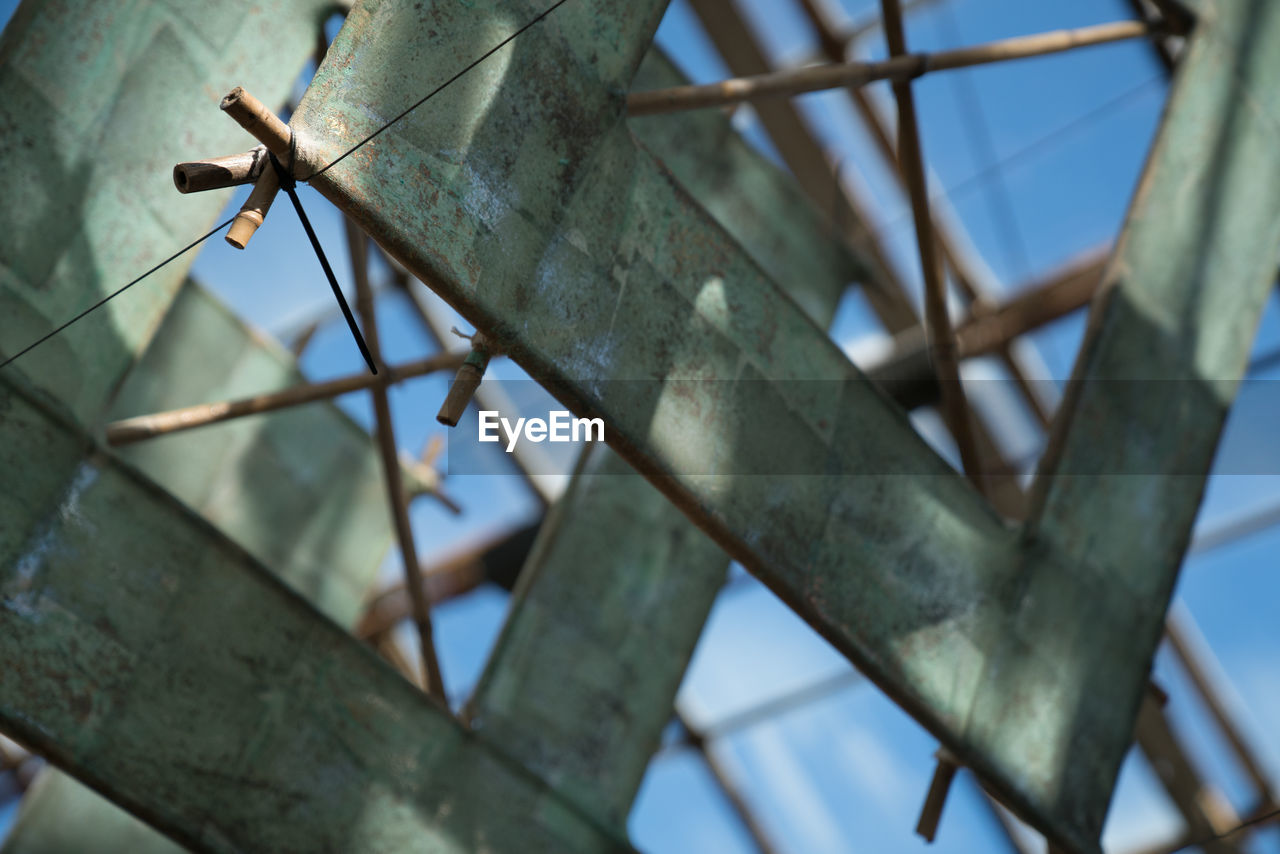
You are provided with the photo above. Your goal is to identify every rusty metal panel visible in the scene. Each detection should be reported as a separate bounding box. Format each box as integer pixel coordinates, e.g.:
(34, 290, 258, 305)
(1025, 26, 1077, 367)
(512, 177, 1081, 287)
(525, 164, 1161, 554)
(0, 0, 331, 423)
(467, 44, 859, 826)
(0, 372, 631, 854)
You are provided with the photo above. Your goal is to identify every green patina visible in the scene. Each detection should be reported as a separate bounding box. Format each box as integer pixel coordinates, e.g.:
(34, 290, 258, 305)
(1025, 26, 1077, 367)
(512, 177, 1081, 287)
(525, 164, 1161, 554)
(465, 45, 859, 827)
(287, 0, 1280, 850)
(1, 0, 1278, 850)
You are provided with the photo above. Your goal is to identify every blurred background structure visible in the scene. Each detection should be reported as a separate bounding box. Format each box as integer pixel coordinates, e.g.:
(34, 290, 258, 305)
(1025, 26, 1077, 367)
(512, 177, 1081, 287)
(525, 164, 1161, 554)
(1, 0, 1279, 852)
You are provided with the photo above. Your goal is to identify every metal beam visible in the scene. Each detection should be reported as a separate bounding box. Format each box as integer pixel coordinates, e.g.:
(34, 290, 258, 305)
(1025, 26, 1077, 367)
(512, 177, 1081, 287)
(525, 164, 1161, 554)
(122, 0, 1277, 851)
(463, 44, 856, 825)
(3, 278, 405, 854)
(1022, 2, 1280, 841)
(286, 1, 1092, 849)
(0, 370, 630, 854)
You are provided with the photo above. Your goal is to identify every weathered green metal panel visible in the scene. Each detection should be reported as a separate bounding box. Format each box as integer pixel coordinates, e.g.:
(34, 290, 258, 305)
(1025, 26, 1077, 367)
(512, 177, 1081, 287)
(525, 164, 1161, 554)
(4, 280, 397, 854)
(467, 446, 726, 825)
(290, 0, 1042, 843)
(0, 372, 630, 854)
(108, 281, 394, 626)
(629, 50, 865, 326)
(466, 45, 859, 826)
(1013, 0, 1280, 837)
(0, 0, 330, 423)
(289, 1, 1280, 849)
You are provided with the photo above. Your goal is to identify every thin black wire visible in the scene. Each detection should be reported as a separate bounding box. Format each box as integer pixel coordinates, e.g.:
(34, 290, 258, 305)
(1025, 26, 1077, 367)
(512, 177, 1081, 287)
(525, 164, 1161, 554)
(270, 152, 378, 374)
(0, 216, 236, 372)
(314, 0, 573, 178)
(1, 0, 574, 373)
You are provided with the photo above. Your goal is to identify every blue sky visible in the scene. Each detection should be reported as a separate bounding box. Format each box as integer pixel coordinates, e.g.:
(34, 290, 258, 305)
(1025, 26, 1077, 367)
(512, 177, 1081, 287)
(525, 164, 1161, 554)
(3, 0, 1280, 852)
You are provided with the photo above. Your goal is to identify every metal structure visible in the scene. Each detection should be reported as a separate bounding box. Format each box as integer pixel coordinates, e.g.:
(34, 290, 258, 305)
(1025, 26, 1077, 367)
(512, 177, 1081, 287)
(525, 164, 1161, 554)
(1, 0, 1278, 852)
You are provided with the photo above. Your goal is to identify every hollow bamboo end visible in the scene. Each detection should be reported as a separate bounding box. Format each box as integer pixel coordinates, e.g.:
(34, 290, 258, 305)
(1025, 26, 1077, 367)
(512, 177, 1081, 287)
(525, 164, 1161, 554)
(220, 86, 246, 112)
(436, 364, 484, 427)
(219, 85, 292, 159)
(226, 211, 265, 250)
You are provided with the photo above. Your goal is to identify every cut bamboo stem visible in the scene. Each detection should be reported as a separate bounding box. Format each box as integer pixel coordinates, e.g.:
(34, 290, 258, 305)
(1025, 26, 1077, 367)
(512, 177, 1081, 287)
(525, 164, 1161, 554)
(104, 349, 467, 445)
(916, 750, 960, 842)
(388, 260, 560, 506)
(173, 145, 268, 194)
(437, 342, 491, 427)
(226, 167, 280, 250)
(216, 88, 296, 249)
(628, 20, 1153, 115)
(220, 86, 293, 161)
(346, 218, 447, 702)
(879, 0, 986, 493)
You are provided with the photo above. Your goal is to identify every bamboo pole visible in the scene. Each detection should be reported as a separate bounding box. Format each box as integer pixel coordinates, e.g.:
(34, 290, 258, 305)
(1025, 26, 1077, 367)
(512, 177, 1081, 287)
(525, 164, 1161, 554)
(879, 0, 985, 492)
(881, 0, 982, 823)
(346, 218, 447, 701)
(173, 145, 267, 194)
(104, 349, 467, 445)
(628, 20, 1152, 115)
(1134, 688, 1242, 854)
(687, 0, 1025, 517)
(1166, 609, 1275, 804)
(356, 522, 541, 639)
(686, 0, 919, 334)
(220, 86, 293, 161)
(679, 714, 783, 854)
(792, 0, 1054, 429)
